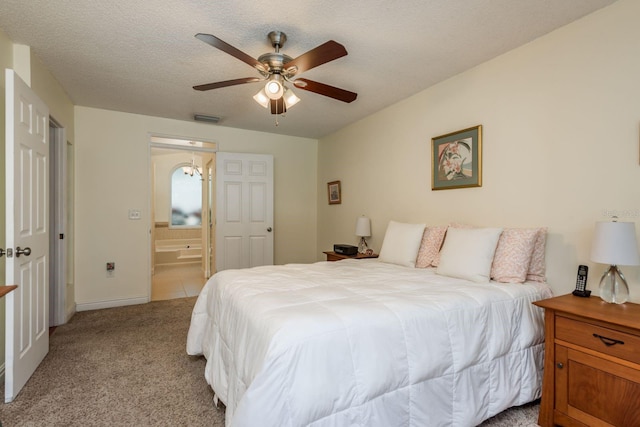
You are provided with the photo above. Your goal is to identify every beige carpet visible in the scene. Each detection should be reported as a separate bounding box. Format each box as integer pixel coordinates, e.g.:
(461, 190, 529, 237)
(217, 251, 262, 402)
(0, 297, 539, 426)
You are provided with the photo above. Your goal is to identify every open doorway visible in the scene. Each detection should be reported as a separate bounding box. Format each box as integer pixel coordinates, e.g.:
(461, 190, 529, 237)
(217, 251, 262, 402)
(148, 136, 216, 301)
(49, 117, 73, 326)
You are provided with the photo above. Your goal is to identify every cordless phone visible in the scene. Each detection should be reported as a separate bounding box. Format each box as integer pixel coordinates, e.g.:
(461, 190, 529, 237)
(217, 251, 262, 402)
(572, 264, 591, 297)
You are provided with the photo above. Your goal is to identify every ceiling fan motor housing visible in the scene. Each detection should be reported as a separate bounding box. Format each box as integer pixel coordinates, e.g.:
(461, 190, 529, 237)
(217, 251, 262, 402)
(257, 52, 293, 75)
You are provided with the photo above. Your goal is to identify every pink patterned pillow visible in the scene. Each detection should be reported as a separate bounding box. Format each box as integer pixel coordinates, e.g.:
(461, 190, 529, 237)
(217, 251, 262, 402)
(526, 228, 548, 282)
(490, 228, 539, 283)
(415, 226, 447, 268)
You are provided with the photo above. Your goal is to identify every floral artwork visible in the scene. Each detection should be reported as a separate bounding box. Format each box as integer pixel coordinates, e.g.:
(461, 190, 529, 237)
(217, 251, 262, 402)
(438, 138, 472, 181)
(431, 125, 482, 190)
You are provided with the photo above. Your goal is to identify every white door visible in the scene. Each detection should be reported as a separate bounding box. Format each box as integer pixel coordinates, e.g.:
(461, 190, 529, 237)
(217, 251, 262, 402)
(4, 69, 50, 403)
(216, 152, 273, 271)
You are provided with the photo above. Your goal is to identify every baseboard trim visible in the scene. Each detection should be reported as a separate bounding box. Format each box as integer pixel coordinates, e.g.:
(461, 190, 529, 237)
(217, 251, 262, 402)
(76, 297, 149, 312)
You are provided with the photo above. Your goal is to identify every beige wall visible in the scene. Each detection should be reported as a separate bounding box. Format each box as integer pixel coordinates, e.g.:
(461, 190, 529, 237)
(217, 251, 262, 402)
(74, 107, 318, 309)
(318, 0, 640, 300)
(30, 54, 75, 143)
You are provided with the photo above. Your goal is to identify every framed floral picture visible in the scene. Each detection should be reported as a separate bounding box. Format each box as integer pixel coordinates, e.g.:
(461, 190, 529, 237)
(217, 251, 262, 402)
(327, 180, 342, 204)
(431, 125, 482, 190)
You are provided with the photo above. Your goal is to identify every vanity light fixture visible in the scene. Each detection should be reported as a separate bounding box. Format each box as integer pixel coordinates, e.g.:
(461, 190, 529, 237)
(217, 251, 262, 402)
(182, 152, 202, 178)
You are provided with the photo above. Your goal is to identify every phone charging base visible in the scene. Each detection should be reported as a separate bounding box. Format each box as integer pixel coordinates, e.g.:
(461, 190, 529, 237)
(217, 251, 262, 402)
(572, 289, 592, 297)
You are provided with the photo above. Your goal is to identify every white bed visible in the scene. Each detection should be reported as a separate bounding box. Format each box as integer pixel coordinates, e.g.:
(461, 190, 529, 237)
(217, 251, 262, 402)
(187, 258, 552, 427)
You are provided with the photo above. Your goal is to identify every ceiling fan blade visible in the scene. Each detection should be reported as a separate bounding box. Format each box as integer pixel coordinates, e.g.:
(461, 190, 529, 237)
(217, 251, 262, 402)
(269, 98, 287, 115)
(285, 41, 347, 75)
(193, 77, 262, 91)
(293, 78, 357, 103)
(195, 33, 266, 72)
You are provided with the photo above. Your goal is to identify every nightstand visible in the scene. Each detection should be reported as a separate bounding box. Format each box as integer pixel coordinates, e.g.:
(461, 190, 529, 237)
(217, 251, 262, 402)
(0, 285, 18, 298)
(534, 294, 640, 427)
(323, 251, 379, 262)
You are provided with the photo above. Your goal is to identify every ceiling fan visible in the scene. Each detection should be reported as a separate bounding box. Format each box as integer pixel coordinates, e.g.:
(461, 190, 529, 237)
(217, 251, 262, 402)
(193, 31, 357, 115)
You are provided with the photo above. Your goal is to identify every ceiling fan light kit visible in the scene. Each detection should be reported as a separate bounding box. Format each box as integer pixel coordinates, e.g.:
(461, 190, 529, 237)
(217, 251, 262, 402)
(193, 30, 357, 125)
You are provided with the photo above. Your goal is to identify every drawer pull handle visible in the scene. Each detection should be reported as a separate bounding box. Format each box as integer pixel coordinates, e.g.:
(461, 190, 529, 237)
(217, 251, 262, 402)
(593, 333, 624, 347)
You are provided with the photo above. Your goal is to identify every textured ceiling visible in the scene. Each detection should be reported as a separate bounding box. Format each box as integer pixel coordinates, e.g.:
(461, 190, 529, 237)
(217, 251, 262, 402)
(0, 0, 616, 139)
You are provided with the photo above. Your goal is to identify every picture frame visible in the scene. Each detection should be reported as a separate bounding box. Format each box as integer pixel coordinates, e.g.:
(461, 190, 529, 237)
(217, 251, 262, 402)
(431, 125, 482, 190)
(327, 180, 342, 204)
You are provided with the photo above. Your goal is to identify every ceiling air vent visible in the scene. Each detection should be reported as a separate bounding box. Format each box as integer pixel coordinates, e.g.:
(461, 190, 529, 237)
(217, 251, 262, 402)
(193, 114, 221, 124)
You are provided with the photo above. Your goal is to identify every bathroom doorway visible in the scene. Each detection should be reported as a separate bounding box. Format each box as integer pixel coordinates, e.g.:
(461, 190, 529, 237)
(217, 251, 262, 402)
(149, 136, 216, 301)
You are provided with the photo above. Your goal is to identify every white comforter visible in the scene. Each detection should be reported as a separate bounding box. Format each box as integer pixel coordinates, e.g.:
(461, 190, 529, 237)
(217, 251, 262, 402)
(187, 259, 552, 427)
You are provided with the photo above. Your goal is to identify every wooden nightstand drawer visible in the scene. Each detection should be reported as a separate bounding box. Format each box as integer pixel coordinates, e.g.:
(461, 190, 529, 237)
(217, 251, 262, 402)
(556, 315, 640, 365)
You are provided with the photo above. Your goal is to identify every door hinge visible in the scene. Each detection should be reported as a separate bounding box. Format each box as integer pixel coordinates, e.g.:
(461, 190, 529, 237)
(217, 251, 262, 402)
(59, 233, 64, 240)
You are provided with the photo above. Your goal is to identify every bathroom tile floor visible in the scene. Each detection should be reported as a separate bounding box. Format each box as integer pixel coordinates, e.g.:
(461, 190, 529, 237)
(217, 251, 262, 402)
(152, 264, 207, 301)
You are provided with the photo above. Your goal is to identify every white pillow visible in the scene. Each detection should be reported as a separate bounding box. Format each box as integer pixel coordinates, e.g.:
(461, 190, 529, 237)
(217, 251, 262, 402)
(378, 221, 426, 267)
(436, 227, 503, 283)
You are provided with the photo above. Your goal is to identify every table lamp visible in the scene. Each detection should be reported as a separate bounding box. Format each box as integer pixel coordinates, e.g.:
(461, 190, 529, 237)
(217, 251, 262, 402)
(355, 216, 371, 254)
(590, 219, 640, 304)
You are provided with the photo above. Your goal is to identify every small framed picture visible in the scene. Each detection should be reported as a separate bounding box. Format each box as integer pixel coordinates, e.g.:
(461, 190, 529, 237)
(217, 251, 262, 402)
(431, 125, 482, 190)
(327, 180, 342, 205)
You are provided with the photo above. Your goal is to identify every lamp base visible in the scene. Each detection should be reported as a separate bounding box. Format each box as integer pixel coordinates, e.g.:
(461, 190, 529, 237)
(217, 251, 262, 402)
(358, 237, 368, 254)
(599, 265, 630, 304)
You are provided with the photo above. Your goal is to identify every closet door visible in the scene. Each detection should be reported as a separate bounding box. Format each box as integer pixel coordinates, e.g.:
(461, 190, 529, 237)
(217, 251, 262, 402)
(216, 152, 273, 271)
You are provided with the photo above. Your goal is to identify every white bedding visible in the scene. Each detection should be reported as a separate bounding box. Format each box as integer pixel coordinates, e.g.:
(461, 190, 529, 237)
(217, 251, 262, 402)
(187, 259, 553, 427)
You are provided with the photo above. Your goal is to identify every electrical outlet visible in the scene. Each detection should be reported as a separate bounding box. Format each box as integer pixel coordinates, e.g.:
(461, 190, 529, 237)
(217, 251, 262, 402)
(128, 209, 141, 220)
(106, 262, 115, 278)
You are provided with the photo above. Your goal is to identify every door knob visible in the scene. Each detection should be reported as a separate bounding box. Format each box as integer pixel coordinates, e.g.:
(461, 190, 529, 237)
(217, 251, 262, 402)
(0, 248, 4, 257)
(15, 246, 31, 257)
(267, 227, 272, 232)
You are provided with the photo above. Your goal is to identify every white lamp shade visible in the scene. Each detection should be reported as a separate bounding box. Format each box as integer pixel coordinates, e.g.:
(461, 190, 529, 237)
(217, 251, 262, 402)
(590, 221, 640, 266)
(283, 87, 300, 109)
(355, 216, 371, 237)
(253, 89, 269, 108)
